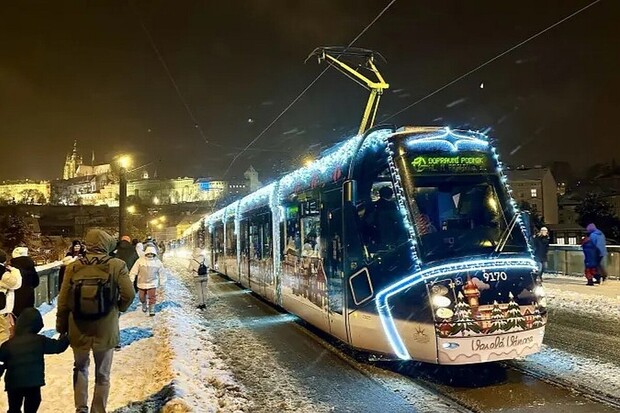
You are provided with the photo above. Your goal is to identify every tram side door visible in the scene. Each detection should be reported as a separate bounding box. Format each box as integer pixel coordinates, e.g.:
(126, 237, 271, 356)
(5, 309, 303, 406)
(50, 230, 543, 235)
(325, 198, 349, 342)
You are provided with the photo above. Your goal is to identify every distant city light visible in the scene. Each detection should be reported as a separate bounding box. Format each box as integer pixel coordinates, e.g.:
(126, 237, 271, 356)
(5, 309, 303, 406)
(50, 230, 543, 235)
(127, 205, 136, 214)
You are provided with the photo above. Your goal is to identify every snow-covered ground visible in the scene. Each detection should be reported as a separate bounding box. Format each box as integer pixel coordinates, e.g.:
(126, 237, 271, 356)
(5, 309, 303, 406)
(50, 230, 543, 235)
(544, 276, 620, 320)
(515, 345, 620, 400)
(0, 266, 249, 413)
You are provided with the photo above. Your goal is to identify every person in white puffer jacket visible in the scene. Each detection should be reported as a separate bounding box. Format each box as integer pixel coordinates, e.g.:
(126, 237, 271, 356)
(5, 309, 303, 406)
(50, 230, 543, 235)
(0, 249, 22, 344)
(129, 246, 167, 316)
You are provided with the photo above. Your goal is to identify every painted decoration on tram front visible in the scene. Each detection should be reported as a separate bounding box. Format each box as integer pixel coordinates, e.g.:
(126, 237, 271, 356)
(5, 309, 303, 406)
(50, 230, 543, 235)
(432, 275, 546, 339)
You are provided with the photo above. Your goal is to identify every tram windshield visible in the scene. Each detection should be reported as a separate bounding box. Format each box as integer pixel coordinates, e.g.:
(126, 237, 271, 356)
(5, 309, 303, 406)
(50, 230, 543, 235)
(396, 152, 528, 262)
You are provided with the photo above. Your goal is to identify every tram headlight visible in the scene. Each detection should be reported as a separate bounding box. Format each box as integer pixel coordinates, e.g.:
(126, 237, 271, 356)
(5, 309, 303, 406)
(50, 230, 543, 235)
(431, 294, 452, 308)
(533, 285, 545, 298)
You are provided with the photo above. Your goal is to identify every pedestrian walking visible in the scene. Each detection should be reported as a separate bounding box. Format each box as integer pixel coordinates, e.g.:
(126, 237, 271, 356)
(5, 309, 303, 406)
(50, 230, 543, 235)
(56, 229, 135, 413)
(533, 227, 550, 280)
(0, 308, 69, 413)
(0, 251, 22, 346)
(129, 245, 167, 316)
(581, 234, 600, 286)
(189, 249, 208, 309)
(115, 235, 140, 289)
(10, 247, 39, 318)
(586, 223, 608, 282)
(59, 240, 85, 290)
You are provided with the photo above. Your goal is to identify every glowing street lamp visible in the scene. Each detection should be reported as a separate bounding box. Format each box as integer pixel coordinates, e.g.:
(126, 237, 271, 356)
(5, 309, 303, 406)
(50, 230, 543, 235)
(117, 154, 132, 238)
(127, 205, 137, 214)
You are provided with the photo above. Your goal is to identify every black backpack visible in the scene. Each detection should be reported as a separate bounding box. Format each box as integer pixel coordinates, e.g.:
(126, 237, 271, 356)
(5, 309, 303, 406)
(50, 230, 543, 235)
(70, 257, 115, 320)
(195, 259, 208, 276)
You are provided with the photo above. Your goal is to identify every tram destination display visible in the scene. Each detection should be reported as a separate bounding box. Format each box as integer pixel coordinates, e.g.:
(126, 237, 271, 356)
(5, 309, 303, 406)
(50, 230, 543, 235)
(410, 153, 491, 174)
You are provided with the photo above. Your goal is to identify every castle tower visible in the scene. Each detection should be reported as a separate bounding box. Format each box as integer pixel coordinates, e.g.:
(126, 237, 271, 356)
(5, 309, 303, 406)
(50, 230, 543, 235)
(244, 166, 262, 192)
(62, 140, 83, 180)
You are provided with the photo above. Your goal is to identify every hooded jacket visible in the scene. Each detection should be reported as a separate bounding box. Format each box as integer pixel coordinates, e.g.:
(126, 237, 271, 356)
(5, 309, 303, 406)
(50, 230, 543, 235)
(56, 229, 135, 351)
(115, 239, 140, 275)
(129, 246, 167, 289)
(587, 226, 607, 258)
(10, 250, 39, 318)
(0, 308, 69, 390)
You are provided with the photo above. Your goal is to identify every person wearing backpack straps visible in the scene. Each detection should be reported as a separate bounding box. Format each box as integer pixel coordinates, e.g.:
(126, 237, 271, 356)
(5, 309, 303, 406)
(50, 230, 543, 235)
(56, 229, 135, 413)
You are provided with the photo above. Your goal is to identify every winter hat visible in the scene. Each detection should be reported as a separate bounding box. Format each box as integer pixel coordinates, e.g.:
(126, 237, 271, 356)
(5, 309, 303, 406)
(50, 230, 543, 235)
(12, 246, 28, 258)
(540, 227, 548, 233)
(0, 250, 6, 264)
(586, 223, 597, 233)
(121, 235, 131, 242)
(144, 246, 158, 256)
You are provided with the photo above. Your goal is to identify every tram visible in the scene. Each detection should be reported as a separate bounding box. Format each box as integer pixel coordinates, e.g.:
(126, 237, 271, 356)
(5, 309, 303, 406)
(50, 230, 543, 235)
(181, 48, 546, 364)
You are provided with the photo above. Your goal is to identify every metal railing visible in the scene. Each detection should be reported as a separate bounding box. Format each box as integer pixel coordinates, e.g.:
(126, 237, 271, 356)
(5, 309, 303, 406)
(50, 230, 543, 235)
(547, 245, 620, 278)
(33, 261, 62, 307)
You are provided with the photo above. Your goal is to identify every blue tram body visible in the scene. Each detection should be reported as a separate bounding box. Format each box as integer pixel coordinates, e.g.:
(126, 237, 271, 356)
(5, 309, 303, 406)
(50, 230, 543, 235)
(188, 126, 546, 364)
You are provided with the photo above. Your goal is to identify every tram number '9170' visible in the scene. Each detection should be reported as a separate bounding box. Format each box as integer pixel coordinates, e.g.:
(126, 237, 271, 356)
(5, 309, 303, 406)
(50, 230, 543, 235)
(483, 271, 508, 282)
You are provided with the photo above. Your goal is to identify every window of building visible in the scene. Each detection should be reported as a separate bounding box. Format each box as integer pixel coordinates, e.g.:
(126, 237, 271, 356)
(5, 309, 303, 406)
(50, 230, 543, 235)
(556, 237, 565, 245)
(568, 236, 577, 245)
(530, 188, 538, 198)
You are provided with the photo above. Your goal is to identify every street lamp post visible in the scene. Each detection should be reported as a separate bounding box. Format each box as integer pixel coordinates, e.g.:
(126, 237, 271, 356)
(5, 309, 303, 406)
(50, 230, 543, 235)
(118, 155, 131, 238)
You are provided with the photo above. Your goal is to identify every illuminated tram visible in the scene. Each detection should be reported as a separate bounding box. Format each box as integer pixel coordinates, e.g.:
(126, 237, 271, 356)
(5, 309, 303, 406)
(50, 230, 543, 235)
(183, 124, 546, 364)
(181, 48, 546, 364)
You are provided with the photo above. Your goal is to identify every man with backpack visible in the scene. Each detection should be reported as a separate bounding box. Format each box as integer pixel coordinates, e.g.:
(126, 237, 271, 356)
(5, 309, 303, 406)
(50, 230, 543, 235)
(56, 229, 135, 413)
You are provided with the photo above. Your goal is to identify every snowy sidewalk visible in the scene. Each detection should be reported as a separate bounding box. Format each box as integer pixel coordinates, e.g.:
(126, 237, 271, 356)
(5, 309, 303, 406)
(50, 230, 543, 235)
(543, 275, 620, 319)
(0, 267, 249, 413)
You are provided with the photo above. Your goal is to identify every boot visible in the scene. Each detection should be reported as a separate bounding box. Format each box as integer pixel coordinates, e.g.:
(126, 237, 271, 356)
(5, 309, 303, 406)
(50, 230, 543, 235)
(594, 274, 601, 284)
(149, 304, 155, 316)
(142, 302, 148, 313)
(586, 279, 595, 286)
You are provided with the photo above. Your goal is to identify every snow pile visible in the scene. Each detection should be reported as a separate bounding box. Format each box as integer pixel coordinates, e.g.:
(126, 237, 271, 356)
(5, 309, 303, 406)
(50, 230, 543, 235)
(514, 345, 620, 400)
(160, 272, 251, 412)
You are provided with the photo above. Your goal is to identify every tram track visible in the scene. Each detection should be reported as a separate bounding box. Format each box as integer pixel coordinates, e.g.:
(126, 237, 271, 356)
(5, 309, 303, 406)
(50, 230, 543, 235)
(172, 259, 619, 412)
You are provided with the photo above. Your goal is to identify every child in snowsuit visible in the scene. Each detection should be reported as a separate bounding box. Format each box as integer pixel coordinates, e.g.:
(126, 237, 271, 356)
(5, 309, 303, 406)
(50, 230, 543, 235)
(581, 235, 601, 286)
(129, 246, 167, 316)
(0, 307, 69, 413)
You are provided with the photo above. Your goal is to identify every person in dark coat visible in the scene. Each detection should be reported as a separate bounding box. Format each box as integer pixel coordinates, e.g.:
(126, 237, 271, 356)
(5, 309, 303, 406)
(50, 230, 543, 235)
(0, 307, 69, 413)
(9, 247, 39, 319)
(59, 240, 85, 290)
(115, 236, 140, 291)
(533, 227, 550, 280)
(66, 240, 85, 259)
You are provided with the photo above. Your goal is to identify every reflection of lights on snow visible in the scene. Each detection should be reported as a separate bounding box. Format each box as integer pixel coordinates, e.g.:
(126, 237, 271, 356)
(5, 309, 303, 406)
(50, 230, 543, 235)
(431, 294, 451, 308)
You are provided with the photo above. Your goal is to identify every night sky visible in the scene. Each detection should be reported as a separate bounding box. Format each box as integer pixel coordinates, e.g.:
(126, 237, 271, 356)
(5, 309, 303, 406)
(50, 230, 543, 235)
(0, 0, 618, 181)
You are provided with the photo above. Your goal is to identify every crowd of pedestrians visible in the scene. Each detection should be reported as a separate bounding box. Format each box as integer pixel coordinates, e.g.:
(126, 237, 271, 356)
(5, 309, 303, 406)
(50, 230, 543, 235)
(0, 230, 170, 412)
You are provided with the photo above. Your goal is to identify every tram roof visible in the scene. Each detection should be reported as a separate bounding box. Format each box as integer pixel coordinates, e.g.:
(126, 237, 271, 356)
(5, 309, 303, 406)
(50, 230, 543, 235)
(205, 126, 491, 225)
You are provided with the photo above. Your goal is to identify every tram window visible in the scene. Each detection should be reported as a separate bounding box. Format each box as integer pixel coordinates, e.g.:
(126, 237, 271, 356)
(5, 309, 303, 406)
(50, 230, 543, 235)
(284, 203, 301, 255)
(360, 179, 408, 256)
(249, 219, 260, 259)
(262, 218, 272, 258)
(225, 221, 236, 256)
(300, 199, 321, 258)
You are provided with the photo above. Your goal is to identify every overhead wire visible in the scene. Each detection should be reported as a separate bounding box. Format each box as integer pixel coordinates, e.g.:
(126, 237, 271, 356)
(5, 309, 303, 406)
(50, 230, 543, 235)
(221, 0, 399, 178)
(383, 0, 602, 122)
